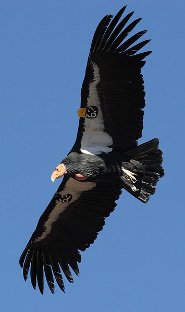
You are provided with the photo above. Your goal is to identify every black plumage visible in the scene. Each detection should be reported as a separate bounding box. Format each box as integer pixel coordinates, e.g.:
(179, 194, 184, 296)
(20, 6, 164, 294)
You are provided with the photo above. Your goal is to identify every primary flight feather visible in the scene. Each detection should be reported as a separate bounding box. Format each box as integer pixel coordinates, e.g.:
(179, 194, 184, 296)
(20, 6, 164, 294)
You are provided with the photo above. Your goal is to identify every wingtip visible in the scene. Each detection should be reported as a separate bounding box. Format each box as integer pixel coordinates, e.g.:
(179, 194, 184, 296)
(39, 288, 44, 295)
(19, 259, 23, 268)
(74, 269, 80, 276)
(49, 285, 55, 294)
(23, 269, 29, 281)
(119, 5, 127, 14)
(32, 283, 37, 290)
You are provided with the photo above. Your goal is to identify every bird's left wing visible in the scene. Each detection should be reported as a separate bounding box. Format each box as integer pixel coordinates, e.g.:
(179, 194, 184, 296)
(72, 6, 151, 155)
(19, 176, 122, 294)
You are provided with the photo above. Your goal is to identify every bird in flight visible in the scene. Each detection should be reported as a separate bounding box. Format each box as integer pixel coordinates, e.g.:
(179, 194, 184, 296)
(19, 6, 164, 294)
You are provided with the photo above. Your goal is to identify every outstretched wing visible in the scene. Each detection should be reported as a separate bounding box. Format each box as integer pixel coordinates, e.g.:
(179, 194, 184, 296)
(19, 176, 123, 294)
(72, 6, 151, 155)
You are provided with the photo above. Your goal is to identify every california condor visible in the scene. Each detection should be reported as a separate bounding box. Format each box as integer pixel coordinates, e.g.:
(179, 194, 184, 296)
(19, 6, 164, 294)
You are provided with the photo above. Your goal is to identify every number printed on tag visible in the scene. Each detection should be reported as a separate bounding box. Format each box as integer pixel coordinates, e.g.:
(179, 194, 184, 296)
(85, 106, 98, 118)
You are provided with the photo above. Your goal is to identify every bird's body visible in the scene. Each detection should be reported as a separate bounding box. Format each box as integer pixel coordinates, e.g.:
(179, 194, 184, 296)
(61, 151, 126, 178)
(20, 6, 164, 294)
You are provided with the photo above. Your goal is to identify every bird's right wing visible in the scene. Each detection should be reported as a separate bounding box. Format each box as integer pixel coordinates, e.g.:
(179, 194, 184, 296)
(19, 176, 123, 294)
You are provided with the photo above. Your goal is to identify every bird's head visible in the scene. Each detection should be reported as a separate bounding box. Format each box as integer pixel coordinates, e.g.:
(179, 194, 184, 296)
(51, 152, 106, 182)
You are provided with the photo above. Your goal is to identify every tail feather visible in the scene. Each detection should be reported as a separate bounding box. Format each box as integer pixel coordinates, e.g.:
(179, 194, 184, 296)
(121, 138, 164, 203)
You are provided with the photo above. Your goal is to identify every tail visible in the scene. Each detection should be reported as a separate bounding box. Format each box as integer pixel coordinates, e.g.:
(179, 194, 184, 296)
(121, 138, 164, 203)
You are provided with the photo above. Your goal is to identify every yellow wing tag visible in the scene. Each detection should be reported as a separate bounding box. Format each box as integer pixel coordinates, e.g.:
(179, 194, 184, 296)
(78, 106, 98, 118)
(78, 108, 87, 118)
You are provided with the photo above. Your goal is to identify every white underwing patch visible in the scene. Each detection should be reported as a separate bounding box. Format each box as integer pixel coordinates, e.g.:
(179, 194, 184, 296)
(80, 62, 113, 155)
(35, 178, 96, 241)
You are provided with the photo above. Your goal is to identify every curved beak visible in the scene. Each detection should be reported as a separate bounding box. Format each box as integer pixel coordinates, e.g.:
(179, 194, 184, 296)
(51, 163, 67, 182)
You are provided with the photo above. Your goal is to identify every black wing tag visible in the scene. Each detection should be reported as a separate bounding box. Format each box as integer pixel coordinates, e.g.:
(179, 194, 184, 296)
(55, 193, 72, 203)
(78, 106, 98, 118)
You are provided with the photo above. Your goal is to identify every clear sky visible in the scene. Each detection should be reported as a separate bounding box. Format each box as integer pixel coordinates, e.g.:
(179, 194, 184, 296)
(0, 0, 184, 311)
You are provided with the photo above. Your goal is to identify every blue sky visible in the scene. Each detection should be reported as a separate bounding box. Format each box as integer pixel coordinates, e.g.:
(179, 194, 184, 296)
(0, 0, 185, 311)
